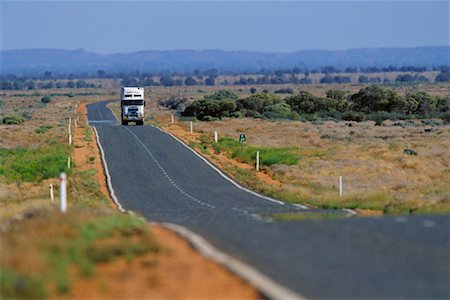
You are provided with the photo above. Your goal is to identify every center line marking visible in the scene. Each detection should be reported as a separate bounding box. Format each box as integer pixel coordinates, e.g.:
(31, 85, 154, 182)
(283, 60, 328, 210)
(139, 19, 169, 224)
(125, 127, 216, 209)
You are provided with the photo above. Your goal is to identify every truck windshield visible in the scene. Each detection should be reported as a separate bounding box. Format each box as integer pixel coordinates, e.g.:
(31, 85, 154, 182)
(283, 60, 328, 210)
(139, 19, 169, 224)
(122, 100, 144, 105)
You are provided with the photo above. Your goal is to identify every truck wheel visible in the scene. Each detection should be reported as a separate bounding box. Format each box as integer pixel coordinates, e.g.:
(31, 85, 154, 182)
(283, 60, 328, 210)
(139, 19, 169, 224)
(137, 120, 144, 126)
(121, 119, 128, 126)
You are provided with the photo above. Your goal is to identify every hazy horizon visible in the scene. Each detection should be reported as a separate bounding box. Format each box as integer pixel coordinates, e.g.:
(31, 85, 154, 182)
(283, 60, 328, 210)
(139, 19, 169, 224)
(1, 1, 449, 54)
(2, 44, 448, 55)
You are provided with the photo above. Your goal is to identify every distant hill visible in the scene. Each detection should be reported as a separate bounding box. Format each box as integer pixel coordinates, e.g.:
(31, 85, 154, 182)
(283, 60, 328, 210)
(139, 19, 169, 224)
(1, 46, 449, 75)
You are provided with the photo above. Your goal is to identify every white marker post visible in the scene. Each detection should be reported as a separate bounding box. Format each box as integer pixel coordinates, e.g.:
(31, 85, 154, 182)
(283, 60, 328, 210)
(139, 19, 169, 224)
(68, 117, 71, 135)
(59, 173, 67, 213)
(67, 157, 71, 169)
(171, 114, 174, 124)
(214, 131, 218, 143)
(69, 134, 72, 145)
(256, 151, 260, 171)
(49, 184, 54, 203)
(190, 121, 193, 133)
(339, 176, 343, 197)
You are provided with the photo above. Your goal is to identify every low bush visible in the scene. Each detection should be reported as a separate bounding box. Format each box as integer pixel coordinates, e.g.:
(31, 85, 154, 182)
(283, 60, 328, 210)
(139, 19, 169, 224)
(0, 143, 71, 182)
(213, 137, 298, 166)
(2, 115, 25, 125)
(35, 124, 53, 134)
(342, 111, 365, 122)
(41, 95, 52, 104)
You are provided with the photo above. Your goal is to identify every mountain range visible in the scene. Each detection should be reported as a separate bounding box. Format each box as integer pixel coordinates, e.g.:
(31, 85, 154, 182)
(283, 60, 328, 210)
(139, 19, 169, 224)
(1, 46, 448, 75)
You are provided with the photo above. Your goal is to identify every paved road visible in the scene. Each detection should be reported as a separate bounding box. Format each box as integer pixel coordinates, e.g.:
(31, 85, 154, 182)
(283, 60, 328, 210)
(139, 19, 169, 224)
(88, 101, 449, 299)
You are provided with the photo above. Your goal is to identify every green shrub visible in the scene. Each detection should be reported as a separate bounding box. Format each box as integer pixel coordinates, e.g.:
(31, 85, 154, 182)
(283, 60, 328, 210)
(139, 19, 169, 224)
(342, 111, 365, 122)
(214, 137, 298, 166)
(41, 95, 52, 104)
(182, 94, 237, 120)
(263, 103, 293, 119)
(0, 144, 71, 183)
(237, 93, 281, 114)
(35, 124, 53, 134)
(0, 268, 46, 299)
(2, 115, 25, 125)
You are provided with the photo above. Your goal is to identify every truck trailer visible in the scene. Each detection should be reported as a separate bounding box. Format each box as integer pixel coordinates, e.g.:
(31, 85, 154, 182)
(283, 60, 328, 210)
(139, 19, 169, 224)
(121, 87, 145, 125)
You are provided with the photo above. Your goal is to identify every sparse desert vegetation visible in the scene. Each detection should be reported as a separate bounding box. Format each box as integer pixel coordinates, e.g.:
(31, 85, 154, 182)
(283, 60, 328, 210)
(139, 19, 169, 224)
(108, 83, 450, 215)
(0, 88, 257, 299)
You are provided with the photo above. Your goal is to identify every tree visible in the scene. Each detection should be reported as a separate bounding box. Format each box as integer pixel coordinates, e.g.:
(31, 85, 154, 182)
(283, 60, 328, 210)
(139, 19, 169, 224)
(263, 103, 293, 119)
(160, 75, 175, 87)
(182, 99, 236, 120)
(97, 69, 106, 78)
(435, 71, 450, 82)
(286, 91, 321, 114)
(237, 94, 281, 114)
(350, 85, 406, 113)
(408, 92, 437, 115)
(320, 76, 335, 84)
(76, 80, 87, 88)
(205, 77, 215, 86)
(358, 75, 369, 83)
(184, 76, 197, 86)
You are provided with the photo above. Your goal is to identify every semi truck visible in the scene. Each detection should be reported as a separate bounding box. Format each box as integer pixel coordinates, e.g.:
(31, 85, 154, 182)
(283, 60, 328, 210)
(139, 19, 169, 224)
(121, 87, 145, 125)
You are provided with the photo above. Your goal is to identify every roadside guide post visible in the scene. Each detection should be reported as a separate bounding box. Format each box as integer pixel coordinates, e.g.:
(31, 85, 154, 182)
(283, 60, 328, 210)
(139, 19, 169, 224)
(59, 173, 67, 213)
(49, 184, 54, 203)
(256, 151, 260, 172)
(239, 133, 246, 152)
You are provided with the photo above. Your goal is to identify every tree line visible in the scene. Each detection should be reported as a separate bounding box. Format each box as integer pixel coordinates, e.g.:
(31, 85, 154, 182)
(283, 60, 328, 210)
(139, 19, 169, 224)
(1, 66, 448, 90)
(180, 86, 450, 123)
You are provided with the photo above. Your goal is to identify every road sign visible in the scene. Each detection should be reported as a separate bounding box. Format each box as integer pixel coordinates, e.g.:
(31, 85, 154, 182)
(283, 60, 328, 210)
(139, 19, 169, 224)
(239, 133, 246, 143)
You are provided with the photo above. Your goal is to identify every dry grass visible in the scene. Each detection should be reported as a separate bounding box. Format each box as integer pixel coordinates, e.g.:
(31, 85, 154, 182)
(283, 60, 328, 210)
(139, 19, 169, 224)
(128, 84, 449, 214)
(1, 88, 259, 299)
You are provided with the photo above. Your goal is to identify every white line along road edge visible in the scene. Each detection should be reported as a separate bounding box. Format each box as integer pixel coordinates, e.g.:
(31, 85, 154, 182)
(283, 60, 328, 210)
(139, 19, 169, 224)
(152, 125, 310, 208)
(91, 109, 306, 300)
(161, 222, 306, 300)
(103, 100, 307, 209)
(93, 126, 126, 213)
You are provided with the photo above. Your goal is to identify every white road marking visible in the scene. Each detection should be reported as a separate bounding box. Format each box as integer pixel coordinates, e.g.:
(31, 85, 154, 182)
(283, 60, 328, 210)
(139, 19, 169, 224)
(342, 208, 357, 217)
(153, 125, 287, 206)
(93, 104, 307, 299)
(125, 127, 216, 209)
(293, 203, 309, 210)
(93, 126, 126, 213)
(161, 222, 306, 300)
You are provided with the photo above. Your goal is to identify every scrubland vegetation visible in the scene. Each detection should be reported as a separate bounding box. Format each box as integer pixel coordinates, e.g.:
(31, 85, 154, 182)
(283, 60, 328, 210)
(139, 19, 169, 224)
(178, 85, 449, 122)
(0, 90, 159, 298)
(1, 88, 257, 299)
(130, 83, 449, 215)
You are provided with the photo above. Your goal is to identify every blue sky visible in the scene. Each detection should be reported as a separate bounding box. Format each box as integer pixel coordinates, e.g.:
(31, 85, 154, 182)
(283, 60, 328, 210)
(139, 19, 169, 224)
(1, 1, 448, 53)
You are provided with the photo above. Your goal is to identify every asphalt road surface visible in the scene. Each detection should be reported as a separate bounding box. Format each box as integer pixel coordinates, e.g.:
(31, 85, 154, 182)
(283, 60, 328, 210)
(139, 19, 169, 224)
(88, 100, 449, 299)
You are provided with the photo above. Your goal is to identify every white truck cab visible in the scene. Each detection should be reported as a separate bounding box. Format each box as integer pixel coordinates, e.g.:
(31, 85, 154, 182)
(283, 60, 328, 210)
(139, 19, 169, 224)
(121, 87, 145, 125)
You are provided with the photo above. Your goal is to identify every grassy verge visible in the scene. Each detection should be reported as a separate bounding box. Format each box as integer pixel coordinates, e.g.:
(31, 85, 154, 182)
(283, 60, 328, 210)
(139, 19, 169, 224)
(0, 93, 161, 298)
(0, 143, 71, 183)
(0, 212, 159, 298)
(212, 137, 298, 166)
(186, 132, 448, 215)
